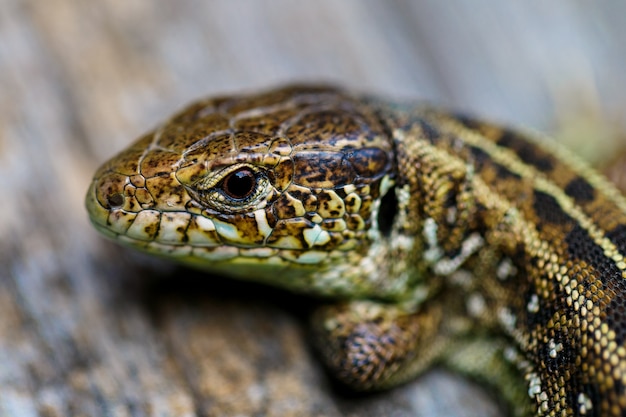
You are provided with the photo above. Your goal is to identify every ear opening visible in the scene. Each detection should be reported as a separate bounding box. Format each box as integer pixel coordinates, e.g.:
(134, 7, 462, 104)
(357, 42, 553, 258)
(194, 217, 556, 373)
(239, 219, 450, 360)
(377, 186, 398, 237)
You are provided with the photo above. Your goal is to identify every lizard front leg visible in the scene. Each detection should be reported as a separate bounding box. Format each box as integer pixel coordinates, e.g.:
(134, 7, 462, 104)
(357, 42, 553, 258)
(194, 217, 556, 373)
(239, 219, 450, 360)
(312, 299, 530, 416)
(311, 300, 442, 391)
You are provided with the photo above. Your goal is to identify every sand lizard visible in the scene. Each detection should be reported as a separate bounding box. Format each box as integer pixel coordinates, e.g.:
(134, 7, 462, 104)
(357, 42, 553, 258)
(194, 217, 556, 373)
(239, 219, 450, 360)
(85, 85, 626, 416)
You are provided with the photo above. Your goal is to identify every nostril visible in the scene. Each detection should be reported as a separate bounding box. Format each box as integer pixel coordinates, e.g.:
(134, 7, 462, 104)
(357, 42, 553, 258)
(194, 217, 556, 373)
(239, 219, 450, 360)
(106, 193, 125, 209)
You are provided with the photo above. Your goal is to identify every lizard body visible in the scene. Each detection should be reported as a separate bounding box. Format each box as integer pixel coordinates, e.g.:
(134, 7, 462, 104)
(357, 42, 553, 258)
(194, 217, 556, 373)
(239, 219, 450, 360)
(86, 85, 626, 416)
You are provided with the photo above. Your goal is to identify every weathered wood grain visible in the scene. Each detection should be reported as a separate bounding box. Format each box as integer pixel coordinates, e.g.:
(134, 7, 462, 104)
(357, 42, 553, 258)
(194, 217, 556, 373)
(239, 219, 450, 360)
(1, 1, 625, 416)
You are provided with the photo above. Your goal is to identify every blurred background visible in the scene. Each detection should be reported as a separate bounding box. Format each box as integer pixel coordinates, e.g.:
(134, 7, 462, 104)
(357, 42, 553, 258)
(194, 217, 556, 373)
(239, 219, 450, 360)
(1, 1, 626, 416)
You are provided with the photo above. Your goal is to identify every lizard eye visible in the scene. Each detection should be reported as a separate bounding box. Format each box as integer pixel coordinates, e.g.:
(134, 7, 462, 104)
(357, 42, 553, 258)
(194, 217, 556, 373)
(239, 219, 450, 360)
(190, 164, 271, 212)
(220, 167, 257, 200)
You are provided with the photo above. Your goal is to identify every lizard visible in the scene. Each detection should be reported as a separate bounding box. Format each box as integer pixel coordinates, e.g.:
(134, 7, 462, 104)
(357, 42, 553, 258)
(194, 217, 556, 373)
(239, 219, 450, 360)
(85, 85, 626, 416)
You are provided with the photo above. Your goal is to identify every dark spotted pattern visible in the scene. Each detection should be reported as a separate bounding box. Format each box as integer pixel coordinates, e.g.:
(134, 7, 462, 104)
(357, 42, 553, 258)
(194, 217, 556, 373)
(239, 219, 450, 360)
(497, 130, 556, 172)
(533, 190, 572, 225)
(564, 176, 596, 203)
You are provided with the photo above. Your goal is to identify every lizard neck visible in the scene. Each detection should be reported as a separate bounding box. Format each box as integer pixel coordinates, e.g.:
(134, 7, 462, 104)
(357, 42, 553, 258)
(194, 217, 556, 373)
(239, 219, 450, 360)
(385, 103, 626, 414)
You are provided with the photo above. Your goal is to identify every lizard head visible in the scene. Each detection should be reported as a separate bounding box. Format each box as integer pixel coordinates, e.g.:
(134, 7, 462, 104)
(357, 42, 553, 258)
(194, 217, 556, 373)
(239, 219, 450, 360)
(86, 85, 404, 297)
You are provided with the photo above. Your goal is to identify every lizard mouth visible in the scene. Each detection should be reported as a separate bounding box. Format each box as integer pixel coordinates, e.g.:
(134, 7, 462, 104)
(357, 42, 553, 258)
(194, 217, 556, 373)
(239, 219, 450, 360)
(85, 177, 335, 272)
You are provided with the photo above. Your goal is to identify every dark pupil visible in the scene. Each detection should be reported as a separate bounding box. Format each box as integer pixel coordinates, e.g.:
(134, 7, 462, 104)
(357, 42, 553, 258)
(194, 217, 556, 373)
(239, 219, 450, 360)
(222, 169, 256, 200)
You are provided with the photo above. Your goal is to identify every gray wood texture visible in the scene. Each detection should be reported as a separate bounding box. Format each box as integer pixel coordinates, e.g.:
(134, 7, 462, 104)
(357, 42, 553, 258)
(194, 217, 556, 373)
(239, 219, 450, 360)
(2, 1, 626, 416)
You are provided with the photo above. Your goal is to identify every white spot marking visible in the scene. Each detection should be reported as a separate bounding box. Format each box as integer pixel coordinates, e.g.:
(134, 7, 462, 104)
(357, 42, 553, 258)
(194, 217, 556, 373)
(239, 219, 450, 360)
(289, 250, 328, 264)
(578, 393, 592, 415)
(498, 307, 517, 332)
(367, 193, 385, 241)
(433, 233, 484, 276)
(303, 224, 331, 247)
(548, 339, 563, 358)
(422, 218, 443, 262)
(147, 241, 192, 257)
(496, 257, 517, 280)
(213, 219, 241, 242)
(379, 175, 394, 196)
(446, 207, 457, 224)
(253, 209, 272, 238)
(503, 346, 519, 364)
(466, 293, 486, 317)
(239, 247, 277, 258)
(310, 214, 323, 224)
(392, 235, 414, 251)
(192, 245, 239, 261)
(194, 215, 216, 231)
(527, 372, 542, 398)
(527, 294, 540, 313)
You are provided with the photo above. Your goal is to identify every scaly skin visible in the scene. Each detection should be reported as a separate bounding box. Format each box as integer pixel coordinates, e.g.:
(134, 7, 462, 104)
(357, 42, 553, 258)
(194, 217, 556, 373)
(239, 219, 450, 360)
(86, 85, 626, 416)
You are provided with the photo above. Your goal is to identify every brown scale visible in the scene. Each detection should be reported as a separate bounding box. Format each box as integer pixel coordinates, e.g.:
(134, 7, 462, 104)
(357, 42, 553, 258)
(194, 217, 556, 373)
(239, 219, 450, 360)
(233, 106, 309, 135)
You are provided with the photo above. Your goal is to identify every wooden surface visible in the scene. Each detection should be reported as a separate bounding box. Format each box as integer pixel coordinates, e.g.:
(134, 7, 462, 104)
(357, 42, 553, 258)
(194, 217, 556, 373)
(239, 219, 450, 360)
(2, 1, 626, 416)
